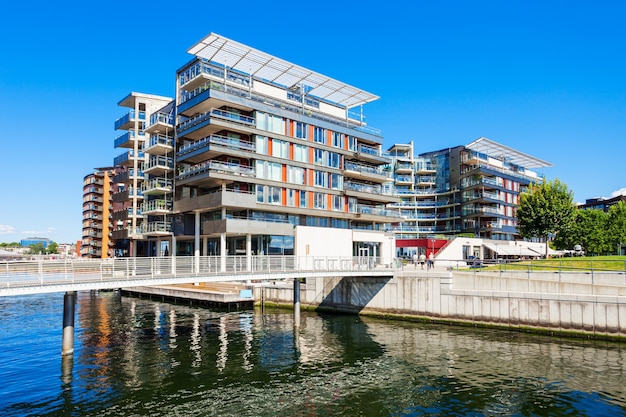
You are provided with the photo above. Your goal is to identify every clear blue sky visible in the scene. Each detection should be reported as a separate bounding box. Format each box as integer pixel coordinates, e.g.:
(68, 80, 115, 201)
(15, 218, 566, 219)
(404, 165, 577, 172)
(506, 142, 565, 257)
(1, 1, 624, 244)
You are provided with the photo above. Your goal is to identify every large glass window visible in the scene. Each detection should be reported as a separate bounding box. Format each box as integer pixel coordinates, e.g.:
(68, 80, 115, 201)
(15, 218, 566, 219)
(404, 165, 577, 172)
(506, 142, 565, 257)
(332, 132, 343, 148)
(256, 135, 268, 154)
(332, 195, 343, 211)
(314, 192, 326, 209)
(348, 135, 357, 151)
(348, 197, 358, 213)
(314, 170, 328, 188)
(267, 186, 282, 204)
(256, 112, 284, 134)
(256, 161, 282, 181)
(286, 189, 296, 206)
(287, 166, 305, 185)
(295, 122, 307, 139)
(272, 139, 289, 159)
(330, 173, 342, 190)
(299, 190, 307, 208)
(314, 127, 325, 144)
(294, 144, 308, 162)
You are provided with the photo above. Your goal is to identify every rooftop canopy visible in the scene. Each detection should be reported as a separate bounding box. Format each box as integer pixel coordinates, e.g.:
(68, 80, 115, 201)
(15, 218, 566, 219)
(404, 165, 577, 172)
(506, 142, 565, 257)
(466, 137, 553, 169)
(187, 33, 379, 109)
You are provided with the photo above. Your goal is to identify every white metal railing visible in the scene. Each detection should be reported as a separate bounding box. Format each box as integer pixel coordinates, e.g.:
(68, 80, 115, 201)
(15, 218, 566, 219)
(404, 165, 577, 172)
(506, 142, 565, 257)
(0, 256, 393, 294)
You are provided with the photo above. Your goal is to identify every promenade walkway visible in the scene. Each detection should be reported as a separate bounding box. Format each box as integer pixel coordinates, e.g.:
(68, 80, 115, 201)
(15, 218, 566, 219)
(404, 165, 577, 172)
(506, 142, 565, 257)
(0, 255, 395, 297)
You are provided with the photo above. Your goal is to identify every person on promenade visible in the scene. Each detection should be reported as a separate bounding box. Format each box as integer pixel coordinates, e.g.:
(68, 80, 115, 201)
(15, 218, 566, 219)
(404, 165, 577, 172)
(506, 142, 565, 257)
(419, 253, 426, 270)
(413, 253, 419, 268)
(427, 252, 435, 269)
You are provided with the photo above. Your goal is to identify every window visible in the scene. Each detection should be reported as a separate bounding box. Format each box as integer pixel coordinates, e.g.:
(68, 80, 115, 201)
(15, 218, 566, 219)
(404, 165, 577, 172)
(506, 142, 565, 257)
(328, 152, 341, 168)
(256, 185, 265, 203)
(314, 127, 325, 143)
(348, 197, 358, 213)
(330, 173, 342, 190)
(314, 170, 328, 188)
(348, 135, 357, 151)
(256, 161, 282, 181)
(256, 135, 268, 154)
(267, 186, 282, 205)
(286, 189, 296, 206)
(299, 190, 307, 208)
(272, 139, 289, 159)
(332, 132, 343, 148)
(287, 166, 305, 185)
(256, 112, 284, 134)
(332, 195, 343, 211)
(295, 122, 307, 139)
(314, 192, 326, 209)
(294, 144, 308, 162)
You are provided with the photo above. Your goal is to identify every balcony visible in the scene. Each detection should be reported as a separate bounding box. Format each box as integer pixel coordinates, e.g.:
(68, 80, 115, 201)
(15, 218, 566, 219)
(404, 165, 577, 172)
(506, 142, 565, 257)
(143, 156, 173, 176)
(177, 134, 255, 164)
(179, 60, 227, 92)
(174, 189, 257, 213)
(113, 168, 144, 184)
(142, 178, 172, 195)
(114, 131, 146, 149)
(177, 108, 255, 139)
(177, 160, 255, 185)
(355, 143, 390, 165)
(343, 161, 391, 183)
(395, 175, 413, 185)
(356, 205, 403, 220)
(114, 150, 145, 167)
(395, 161, 414, 173)
(141, 221, 172, 236)
(141, 199, 172, 215)
(114, 110, 146, 131)
(143, 134, 174, 156)
(145, 112, 174, 134)
(343, 181, 400, 204)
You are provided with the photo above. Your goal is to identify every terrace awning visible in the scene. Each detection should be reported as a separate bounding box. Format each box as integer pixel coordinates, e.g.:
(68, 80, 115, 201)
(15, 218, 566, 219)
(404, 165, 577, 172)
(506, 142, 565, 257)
(187, 33, 379, 109)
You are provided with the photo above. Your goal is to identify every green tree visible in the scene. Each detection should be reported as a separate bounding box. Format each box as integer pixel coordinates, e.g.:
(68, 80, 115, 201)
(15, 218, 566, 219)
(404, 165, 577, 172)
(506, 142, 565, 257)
(47, 242, 58, 254)
(606, 201, 626, 254)
(517, 179, 576, 256)
(554, 209, 608, 255)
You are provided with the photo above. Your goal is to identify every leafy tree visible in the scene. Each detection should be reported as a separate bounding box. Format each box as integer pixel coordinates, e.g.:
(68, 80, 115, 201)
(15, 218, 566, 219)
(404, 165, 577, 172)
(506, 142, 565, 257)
(47, 242, 58, 254)
(517, 179, 576, 256)
(554, 209, 608, 255)
(606, 201, 626, 254)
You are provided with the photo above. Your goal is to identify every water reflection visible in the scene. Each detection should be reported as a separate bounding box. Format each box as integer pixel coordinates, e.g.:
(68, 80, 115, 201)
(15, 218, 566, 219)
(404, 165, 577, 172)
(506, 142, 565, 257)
(0, 291, 625, 416)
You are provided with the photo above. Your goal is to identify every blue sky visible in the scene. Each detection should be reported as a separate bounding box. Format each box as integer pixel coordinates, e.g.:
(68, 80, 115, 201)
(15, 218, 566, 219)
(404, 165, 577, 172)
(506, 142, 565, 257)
(1, 1, 624, 244)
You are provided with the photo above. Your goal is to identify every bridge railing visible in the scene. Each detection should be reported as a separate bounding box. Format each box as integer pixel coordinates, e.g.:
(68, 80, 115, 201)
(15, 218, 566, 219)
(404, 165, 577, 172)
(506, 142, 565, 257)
(0, 255, 389, 289)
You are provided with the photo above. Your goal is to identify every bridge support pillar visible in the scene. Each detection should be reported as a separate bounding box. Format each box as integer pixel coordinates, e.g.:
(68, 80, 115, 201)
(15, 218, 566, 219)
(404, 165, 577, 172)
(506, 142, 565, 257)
(293, 278, 300, 328)
(62, 291, 77, 356)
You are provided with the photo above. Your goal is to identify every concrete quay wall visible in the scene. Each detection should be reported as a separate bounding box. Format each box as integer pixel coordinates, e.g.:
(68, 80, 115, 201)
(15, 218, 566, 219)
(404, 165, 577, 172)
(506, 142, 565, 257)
(257, 270, 626, 338)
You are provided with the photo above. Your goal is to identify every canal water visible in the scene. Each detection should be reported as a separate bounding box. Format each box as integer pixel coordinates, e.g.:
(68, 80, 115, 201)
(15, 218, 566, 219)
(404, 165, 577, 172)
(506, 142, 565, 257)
(1, 291, 625, 416)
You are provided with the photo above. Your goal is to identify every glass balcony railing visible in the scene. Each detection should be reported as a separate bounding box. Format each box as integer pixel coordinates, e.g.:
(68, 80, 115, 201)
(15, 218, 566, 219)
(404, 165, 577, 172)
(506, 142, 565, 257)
(149, 112, 174, 127)
(114, 110, 146, 130)
(344, 161, 389, 177)
(141, 200, 172, 213)
(344, 181, 396, 196)
(357, 143, 382, 157)
(144, 134, 174, 150)
(142, 178, 172, 192)
(177, 160, 255, 180)
(114, 130, 146, 148)
(114, 150, 145, 166)
(141, 221, 172, 234)
(177, 133, 255, 157)
(144, 156, 173, 171)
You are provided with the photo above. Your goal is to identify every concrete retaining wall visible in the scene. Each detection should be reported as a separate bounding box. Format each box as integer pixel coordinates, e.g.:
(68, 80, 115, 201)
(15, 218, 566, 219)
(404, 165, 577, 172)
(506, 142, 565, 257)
(256, 270, 626, 338)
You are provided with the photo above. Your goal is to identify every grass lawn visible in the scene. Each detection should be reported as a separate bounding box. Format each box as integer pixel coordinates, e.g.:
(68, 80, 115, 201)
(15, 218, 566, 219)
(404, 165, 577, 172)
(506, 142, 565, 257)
(482, 256, 626, 272)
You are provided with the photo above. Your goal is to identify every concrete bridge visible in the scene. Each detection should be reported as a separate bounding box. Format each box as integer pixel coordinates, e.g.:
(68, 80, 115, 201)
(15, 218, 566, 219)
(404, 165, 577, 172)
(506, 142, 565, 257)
(0, 255, 394, 355)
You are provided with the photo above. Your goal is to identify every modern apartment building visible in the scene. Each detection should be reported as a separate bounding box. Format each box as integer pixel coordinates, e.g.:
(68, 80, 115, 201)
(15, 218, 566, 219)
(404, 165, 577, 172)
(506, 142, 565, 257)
(388, 137, 551, 244)
(112, 93, 174, 257)
(110, 33, 399, 263)
(81, 168, 115, 258)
